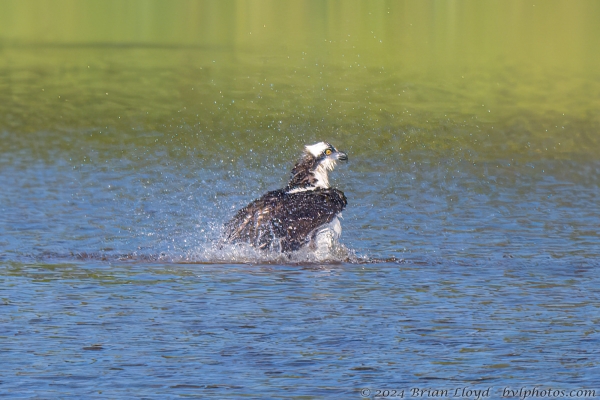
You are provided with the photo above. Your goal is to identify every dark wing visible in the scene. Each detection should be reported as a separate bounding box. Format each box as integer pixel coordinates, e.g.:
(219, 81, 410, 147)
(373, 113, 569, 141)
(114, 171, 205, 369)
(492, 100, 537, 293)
(223, 188, 347, 252)
(276, 189, 347, 251)
(223, 189, 286, 250)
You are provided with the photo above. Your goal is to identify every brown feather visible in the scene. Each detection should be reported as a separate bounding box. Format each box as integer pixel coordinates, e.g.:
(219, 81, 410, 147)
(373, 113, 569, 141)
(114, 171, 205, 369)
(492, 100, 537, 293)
(223, 189, 346, 252)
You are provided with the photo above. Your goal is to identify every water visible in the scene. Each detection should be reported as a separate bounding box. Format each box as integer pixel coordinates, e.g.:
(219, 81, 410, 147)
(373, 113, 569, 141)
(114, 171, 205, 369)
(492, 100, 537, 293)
(1, 1, 600, 398)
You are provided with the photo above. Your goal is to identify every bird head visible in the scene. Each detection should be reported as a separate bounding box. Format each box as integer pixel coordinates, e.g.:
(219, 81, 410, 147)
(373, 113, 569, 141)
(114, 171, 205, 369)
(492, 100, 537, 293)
(286, 142, 348, 192)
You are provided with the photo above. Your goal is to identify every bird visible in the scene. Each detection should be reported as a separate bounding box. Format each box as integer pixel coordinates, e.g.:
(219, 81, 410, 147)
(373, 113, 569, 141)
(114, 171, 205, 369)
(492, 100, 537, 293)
(223, 142, 348, 253)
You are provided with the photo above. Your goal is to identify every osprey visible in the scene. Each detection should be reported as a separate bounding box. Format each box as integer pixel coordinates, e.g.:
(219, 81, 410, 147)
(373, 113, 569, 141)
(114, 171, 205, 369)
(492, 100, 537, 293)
(223, 142, 348, 253)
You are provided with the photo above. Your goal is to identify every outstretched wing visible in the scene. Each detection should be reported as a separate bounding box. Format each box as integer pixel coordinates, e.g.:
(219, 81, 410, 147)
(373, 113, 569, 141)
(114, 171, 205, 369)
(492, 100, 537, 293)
(222, 190, 286, 250)
(223, 189, 347, 252)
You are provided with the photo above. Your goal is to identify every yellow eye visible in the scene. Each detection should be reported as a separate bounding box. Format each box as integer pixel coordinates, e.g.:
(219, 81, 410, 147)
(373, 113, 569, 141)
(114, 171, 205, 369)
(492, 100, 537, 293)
(325, 149, 332, 156)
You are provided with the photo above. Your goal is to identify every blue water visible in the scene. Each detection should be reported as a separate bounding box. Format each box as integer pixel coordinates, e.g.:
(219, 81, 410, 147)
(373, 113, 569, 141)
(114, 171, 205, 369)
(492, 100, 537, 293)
(2, 260, 599, 398)
(2, 134, 600, 397)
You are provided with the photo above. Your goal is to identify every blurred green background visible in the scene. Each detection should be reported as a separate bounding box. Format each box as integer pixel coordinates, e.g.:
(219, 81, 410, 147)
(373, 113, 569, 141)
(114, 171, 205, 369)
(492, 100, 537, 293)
(1, 0, 599, 161)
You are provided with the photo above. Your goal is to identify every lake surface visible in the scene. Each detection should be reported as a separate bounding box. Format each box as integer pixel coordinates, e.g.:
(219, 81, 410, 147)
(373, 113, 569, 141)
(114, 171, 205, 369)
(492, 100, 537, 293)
(1, 1, 600, 398)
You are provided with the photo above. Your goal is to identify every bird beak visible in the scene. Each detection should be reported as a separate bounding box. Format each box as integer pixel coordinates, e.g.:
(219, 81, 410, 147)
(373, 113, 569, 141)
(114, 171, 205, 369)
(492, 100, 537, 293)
(336, 151, 348, 162)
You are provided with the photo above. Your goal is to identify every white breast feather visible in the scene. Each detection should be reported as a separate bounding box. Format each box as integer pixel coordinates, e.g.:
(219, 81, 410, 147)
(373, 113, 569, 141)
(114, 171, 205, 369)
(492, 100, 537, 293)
(312, 158, 336, 189)
(313, 216, 342, 259)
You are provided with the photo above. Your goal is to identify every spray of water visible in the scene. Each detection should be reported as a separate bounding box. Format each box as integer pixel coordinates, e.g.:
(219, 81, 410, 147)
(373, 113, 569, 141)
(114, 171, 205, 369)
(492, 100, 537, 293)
(177, 221, 361, 264)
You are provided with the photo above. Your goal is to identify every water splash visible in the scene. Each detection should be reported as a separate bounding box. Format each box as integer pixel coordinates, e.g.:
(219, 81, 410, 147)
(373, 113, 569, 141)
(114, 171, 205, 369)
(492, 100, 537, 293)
(181, 237, 359, 265)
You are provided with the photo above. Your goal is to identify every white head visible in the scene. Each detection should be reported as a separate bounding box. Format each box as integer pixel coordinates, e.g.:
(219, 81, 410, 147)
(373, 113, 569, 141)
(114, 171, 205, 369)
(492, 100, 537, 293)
(286, 142, 348, 193)
(305, 142, 332, 158)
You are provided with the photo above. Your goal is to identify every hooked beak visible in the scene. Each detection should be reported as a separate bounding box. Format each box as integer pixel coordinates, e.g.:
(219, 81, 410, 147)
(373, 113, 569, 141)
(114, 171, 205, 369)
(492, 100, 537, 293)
(336, 150, 348, 162)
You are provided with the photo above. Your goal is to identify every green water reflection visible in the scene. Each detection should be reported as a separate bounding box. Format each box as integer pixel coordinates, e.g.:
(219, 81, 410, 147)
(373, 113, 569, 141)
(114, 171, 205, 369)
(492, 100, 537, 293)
(1, 0, 599, 161)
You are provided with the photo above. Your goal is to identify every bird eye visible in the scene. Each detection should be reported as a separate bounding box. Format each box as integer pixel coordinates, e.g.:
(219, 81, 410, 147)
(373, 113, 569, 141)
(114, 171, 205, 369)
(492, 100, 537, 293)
(325, 149, 332, 156)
